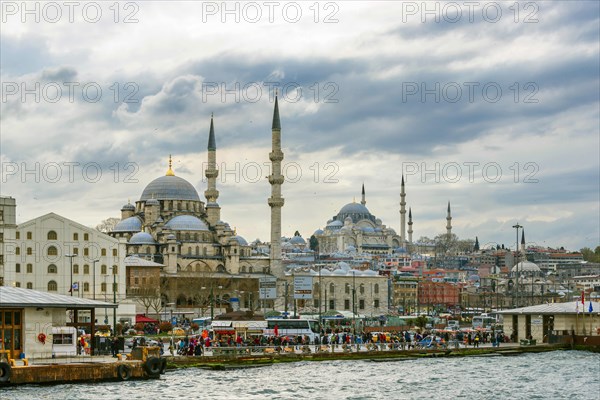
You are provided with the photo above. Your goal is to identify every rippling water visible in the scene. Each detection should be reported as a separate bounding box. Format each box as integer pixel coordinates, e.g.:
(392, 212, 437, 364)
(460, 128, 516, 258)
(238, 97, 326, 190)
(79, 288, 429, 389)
(2, 351, 599, 399)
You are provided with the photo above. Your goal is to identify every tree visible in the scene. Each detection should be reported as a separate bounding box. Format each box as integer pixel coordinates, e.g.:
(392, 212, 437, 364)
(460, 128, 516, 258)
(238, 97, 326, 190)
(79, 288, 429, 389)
(96, 217, 121, 233)
(294, 230, 301, 237)
(309, 235, 319, 252)
(581, 247, 600, 263)
(474, 236, 480, 251)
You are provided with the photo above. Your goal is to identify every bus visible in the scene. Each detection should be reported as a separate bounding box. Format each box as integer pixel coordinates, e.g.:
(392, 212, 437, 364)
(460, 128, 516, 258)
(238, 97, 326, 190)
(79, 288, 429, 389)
(472, 314, 497, 329)
(263, 319, 319, 342)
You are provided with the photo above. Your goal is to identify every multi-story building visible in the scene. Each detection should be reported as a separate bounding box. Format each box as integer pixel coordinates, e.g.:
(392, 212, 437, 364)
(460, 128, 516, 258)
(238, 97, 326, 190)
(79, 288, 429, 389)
(0, 196, 17, 287)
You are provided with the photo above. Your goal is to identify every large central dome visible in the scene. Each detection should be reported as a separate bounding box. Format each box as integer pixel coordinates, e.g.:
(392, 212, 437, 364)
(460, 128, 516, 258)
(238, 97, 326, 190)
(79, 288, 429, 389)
(140, 175, 200, 201)
(336, 202, 375, 224)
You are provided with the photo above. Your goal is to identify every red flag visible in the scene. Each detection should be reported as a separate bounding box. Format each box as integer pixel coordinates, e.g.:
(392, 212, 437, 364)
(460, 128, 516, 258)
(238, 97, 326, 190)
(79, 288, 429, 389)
(582, 291, 585, 305)
(274, 324, 279, 336)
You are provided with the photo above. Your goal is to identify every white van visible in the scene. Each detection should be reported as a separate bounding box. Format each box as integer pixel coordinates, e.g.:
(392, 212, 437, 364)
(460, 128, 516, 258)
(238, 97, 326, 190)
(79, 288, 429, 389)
(447, 320, 460, 330)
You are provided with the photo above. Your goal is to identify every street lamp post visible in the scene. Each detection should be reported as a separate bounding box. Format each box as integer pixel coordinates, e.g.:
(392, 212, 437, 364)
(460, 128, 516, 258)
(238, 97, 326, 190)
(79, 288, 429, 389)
(110, 266, 117, 334)
(65, 254, 76, 296)
(512, 223, 522, 307)
(92, 259, 99, 300)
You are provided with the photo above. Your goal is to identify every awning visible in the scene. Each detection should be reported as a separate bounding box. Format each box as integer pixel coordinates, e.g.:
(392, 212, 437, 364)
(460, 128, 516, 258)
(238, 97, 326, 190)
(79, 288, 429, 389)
(135, 314, 159, 323)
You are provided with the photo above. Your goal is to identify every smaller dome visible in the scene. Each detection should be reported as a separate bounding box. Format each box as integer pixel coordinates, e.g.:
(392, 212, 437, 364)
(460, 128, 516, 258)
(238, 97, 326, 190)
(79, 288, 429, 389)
(146, 198, 159, 206)
(113, 216, 142, 233)
(375, 218, 382, 226)
(164, 215, 209, 231)
(129, 232, 157, 245)
(344, 216, 352, 223)
(121, 203, 135, 211)
(326, 220, 343, 230)
(290, 235, 306, 245)
(206, 202, 219, 208)
(512, 261, 541, 273)
(313, 229, 324, 235)
(166, 234, 177, 241)
(362, 226, 375, 233)
(230, 235, 248, 246)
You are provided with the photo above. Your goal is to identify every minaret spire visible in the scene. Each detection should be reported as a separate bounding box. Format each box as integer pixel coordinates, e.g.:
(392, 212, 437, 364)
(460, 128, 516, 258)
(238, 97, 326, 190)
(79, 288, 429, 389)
(361, 183, 366, 206)
(204, 113, 220, 225)
(407, 207, 413, 244)
(400, 175, 406, 244)
(166, 154, 175, 176)
(268, 92, 285, 277)
(446, 201, 452, 235)
(521, 229, 526, 252)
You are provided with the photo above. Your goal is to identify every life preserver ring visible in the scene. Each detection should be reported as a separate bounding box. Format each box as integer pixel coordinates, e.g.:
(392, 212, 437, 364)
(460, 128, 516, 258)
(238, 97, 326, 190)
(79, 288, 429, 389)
(37, 333, 46, 345)
(143, 357, 162, 377)
(0, 362, 11, 383)
(159, 358, 167, 374)
(116, 364, 131, 381)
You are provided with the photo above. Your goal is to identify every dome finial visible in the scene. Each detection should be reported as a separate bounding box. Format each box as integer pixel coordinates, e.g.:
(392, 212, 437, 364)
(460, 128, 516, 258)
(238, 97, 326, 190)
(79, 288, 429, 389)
(166, 154, 175, 176)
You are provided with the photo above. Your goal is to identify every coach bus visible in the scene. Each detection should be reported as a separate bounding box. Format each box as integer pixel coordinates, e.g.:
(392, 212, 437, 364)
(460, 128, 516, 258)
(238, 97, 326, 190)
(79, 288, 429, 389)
(263, 318, 319, 342)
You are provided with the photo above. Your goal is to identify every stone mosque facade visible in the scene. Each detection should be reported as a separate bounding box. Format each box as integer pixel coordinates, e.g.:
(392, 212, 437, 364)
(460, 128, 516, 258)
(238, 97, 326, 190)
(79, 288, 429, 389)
(109, 103, 284, 311)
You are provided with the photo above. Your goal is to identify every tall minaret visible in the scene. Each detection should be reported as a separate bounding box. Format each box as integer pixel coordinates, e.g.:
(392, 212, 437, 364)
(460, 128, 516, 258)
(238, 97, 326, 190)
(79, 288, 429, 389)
(520, 230, 526, 253)
(268, 93, 284, 277)
(407, 207, 413, 244)
(446, 201, 452, 235)
(361, 183, 366, 206)
(399, 175, 406, 243)
(204, 113, 221, 226)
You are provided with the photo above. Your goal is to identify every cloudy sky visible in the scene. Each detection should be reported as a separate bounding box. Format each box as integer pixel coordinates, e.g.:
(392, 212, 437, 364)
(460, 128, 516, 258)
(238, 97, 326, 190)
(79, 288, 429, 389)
(1, 1, 599, 251)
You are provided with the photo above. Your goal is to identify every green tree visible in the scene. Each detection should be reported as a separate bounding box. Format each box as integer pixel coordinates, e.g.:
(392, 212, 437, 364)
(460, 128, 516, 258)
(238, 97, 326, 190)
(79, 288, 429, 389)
(309, 235, 319, 251)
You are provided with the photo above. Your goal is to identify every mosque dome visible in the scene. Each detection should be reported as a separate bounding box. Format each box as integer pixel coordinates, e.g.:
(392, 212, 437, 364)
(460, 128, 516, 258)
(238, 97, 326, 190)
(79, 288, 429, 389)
(326, 220, 343, 230)
(313, 229, 324, 235)
(230, 235, 248, 246)
(290, 235, 306, 245)
(511, 261, 541, 274)
(121, 203, 135, 211)
(129, 231, 157, 245)
(113, 216, 142, 232)
(164, 215, 210, 231)
(336, 202, 375, 224)
(140, 175, 200, 201)
(145, 198, 159, 206)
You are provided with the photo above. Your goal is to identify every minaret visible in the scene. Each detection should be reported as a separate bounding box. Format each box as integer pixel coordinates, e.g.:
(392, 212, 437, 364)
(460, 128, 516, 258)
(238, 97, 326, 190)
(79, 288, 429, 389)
(399, 175, 406, 243)
(446, 201, 452, 235)
(361, 183, 366, 206)
(204, 114, 221, 226)
(407, 208, 413, 244)
(521, 230, 526, 253)
(268, 93, 284, 277)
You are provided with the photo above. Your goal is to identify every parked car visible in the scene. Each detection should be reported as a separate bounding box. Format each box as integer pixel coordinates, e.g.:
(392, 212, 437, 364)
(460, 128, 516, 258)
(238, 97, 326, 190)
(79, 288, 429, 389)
(125, 336, 161, 348)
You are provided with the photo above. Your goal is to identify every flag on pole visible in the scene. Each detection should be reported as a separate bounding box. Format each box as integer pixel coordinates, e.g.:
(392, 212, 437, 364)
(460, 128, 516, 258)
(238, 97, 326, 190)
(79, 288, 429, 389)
(581, 291, 585, 305)
(576, 301, 580, 314)
(72, 283, 79, 291)
(589, 301, 594, 313)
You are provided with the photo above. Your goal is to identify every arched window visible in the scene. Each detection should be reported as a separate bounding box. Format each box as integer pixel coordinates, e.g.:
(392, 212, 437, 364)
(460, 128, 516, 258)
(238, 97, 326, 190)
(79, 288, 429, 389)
(146, 246, 151, 254)
(15, 247, 20, 255)
(84, 233, 89, 241)
(48, 264, 57, 273)
(48, 280, 57, 291)
(345, 283, 350, 294)
(374, 284, 379, 294)
(195, 246, 199, 256)
(101, 248, 107, 256)
(83, 282, 89, 292)
(101, 282, 106, 292)
(216, 265, 226, 273)
(83, 264, 89, 274)
(27, 247, 32, 255)
(47, 231, 57, 240)
(27, 282, 33, 289)
(112, 249, 118, 257)
(329, 283, 335, 295)
(101, 265, 107, 274)
(73, 264, 79, 274)
(112, 265, 118, 274)
(73, 233, 78, 241)
(359, 284, 365, 295)
(187, 247, 191, 255)
(27, 264, 32, 273)
(240, 266, 247, 273)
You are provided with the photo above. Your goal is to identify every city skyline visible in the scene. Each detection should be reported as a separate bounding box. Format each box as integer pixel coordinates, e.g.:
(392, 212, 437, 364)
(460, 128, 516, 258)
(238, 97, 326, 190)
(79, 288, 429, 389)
(1, 2, 599, 251)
